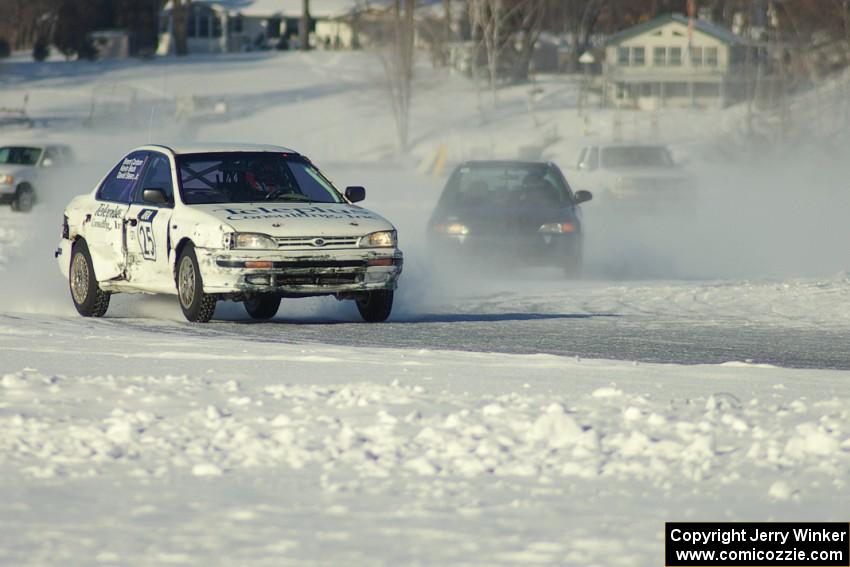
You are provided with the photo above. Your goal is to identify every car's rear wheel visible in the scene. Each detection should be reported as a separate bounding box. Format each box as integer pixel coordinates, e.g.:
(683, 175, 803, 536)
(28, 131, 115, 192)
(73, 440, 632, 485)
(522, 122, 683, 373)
(244, 294, 281, 320)
(11, 185, 34, 213)
(356, 290, 393, 323)
(69, 240, 110, 317)
(176, 244, 217, 323)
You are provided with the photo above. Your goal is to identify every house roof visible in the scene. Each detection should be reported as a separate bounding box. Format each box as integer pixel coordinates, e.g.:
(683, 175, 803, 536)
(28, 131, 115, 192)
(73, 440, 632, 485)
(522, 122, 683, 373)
(606, 13, 746, 46)
(163, 0, 445, 19)
(163, 0, 369, 18)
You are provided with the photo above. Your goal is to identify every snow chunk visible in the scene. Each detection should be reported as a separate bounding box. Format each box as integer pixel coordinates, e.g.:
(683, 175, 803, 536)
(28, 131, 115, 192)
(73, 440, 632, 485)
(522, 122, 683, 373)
(591, 387, 623, 398)
(192, 463, 223, 477)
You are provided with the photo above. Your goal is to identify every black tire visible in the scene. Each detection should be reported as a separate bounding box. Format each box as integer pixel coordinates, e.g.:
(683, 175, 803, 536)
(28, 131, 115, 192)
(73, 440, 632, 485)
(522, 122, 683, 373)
(176, 243, 217, 323)
(69, 240, 110, 317)
(13, 185, 34, 213)
(244, 294, 281, 320)
(356, 290, 394, 323)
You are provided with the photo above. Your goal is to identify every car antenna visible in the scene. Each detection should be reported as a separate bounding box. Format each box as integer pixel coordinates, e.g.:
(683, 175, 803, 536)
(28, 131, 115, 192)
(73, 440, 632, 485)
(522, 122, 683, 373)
(147, 107, 156, 143)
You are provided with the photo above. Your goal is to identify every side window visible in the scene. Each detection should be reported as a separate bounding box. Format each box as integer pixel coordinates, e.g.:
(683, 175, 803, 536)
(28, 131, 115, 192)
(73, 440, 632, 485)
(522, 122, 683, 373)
(134, 154, 174, 204)
(59, 147, 75, 164)
(42, 147, 60, 167)
(545, 169, 573, 205)
(97, 151, 150, 203)
(587, 147, 599, 170)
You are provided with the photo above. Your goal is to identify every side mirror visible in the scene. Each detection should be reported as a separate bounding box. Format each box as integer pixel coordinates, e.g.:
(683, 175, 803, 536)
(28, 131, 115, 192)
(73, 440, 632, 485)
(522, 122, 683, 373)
(142, 187, 169, 205)
(345, 186, 366, 203)
(574, 190, 593, 205)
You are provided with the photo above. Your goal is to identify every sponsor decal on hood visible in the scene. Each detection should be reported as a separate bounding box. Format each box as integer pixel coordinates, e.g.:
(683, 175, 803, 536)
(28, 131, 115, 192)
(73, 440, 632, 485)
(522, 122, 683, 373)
(214, 204, 379, 221)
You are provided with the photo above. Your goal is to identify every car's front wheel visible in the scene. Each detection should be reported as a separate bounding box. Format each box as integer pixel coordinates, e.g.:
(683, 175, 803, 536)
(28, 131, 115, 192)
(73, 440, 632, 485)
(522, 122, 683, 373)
(69, 240, 110, 317)
(356, 290, 393, 322)
(176, 244, 217, 323)
(244, 294, 281, 320)
(11, 184, 34, 213)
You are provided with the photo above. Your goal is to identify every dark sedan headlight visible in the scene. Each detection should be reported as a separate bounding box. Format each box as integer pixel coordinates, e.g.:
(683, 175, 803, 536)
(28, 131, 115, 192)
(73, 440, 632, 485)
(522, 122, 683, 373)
(538, 222, 576, 234)
(433, 222, 469, 236)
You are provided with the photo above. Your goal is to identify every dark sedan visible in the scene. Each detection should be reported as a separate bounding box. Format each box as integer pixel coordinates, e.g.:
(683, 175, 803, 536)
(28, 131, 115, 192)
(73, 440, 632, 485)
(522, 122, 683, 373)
(427, 161, 591, 276)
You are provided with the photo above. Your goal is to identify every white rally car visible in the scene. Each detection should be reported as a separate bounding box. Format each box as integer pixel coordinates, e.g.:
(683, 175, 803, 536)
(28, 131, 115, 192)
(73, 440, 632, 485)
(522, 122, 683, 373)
(55, 144, 403, 322)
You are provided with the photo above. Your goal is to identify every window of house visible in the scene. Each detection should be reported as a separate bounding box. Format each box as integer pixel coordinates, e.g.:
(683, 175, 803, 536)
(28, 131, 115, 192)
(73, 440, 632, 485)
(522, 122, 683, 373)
(618, 47, 630, 66)
(669, 47, 682, 66)
(705, 47, 718, 66)
(632, 47, 645, 66)
(187, 10, 197, 37)
(640, 83, 652, 96)
(653, 46, 666, 66)
(666, 82, 688, 97)
(213, 15, 222, 38)
(616, 82, 626, 99)
(199, 13, 210, 37)
(695, 83, 721, 97)
(690, 47, 703, 66)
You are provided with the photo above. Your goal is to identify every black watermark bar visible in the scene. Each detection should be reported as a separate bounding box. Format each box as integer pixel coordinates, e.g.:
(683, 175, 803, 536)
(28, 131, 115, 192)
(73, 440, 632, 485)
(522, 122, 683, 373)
(666, 522, 850, 566)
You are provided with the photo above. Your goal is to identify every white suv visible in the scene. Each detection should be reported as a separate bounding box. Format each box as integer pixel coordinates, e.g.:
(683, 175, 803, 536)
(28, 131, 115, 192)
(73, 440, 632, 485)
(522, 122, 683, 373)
(0, 144, 74, 212)
(571, 144, 695, 211)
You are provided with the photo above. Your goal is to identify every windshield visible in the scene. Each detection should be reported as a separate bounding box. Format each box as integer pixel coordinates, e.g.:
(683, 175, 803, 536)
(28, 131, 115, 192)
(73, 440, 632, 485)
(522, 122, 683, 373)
(176, 152, 344, 205)
(441, 163, 571, 208)
(0, 146, 42, 166)
(601, 146, 673, 168)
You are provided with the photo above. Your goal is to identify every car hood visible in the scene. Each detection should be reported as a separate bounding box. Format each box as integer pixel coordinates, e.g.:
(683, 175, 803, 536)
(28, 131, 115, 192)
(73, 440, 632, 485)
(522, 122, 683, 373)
(601, 166, 687, 180)
(188, 202, 395, 237)
(0, 165, 35, 178)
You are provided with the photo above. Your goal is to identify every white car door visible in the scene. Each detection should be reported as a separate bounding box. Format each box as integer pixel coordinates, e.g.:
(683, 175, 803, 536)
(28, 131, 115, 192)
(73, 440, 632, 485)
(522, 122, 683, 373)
(86, 151, 150, 281)
(124, 152, 176, 292)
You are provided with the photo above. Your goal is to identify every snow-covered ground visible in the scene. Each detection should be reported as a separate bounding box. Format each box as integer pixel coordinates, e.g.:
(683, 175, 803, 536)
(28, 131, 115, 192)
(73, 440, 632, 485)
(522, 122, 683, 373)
(2, 50, 850, 565)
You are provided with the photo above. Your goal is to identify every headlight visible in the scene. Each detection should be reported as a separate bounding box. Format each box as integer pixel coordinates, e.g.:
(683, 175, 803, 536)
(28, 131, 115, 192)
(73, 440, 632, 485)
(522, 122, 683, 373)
(539, 222, 576, 233)
(434, 222, 469, 236)
(359, 230, 397, 248)
(229, 233, 277, 250)
(0, 175, 14, 186)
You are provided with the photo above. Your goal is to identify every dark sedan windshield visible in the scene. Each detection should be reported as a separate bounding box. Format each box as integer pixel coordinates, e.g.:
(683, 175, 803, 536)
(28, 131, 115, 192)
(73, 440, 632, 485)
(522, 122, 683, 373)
(440, 163, 572, 208)
(176, 152, 344, 205)
(0, 146, 42, 166)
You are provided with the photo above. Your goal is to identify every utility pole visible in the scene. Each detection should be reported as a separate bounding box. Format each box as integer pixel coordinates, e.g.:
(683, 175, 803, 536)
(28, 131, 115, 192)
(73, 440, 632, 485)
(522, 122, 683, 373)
(300, 0, 311, 50)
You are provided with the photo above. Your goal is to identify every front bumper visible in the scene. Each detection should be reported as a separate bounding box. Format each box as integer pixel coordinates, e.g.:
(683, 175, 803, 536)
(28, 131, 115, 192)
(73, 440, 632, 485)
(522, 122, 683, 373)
(196, 247, 404, 295)
(428, 233, 580, 266)
(0, 186, 15, 205)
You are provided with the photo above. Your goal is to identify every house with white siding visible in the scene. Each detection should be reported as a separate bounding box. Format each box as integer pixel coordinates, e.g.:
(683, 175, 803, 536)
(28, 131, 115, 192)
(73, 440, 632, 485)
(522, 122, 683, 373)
(603, 14, 754, 109)
(156, 0, 366, 55)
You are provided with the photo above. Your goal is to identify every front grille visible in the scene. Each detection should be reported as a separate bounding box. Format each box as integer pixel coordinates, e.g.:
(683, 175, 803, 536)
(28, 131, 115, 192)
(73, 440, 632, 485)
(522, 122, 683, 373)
(274, 236, 359, 249)
(275, 273, 362, 286)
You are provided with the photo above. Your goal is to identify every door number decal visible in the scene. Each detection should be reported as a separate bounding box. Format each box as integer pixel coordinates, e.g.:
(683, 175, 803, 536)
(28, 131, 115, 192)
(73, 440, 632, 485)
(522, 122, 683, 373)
(137, 209, 158, 261)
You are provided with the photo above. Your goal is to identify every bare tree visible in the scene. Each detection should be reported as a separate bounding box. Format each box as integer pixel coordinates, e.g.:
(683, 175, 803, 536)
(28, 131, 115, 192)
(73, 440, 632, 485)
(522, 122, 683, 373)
(300, 0, 311, 50)
(383, 0, 416, 151)
(469, 0, 520, 103)
(554, 0, 609, 73)
(173, 0, 189, 56)
(512, 0, 546, 82)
